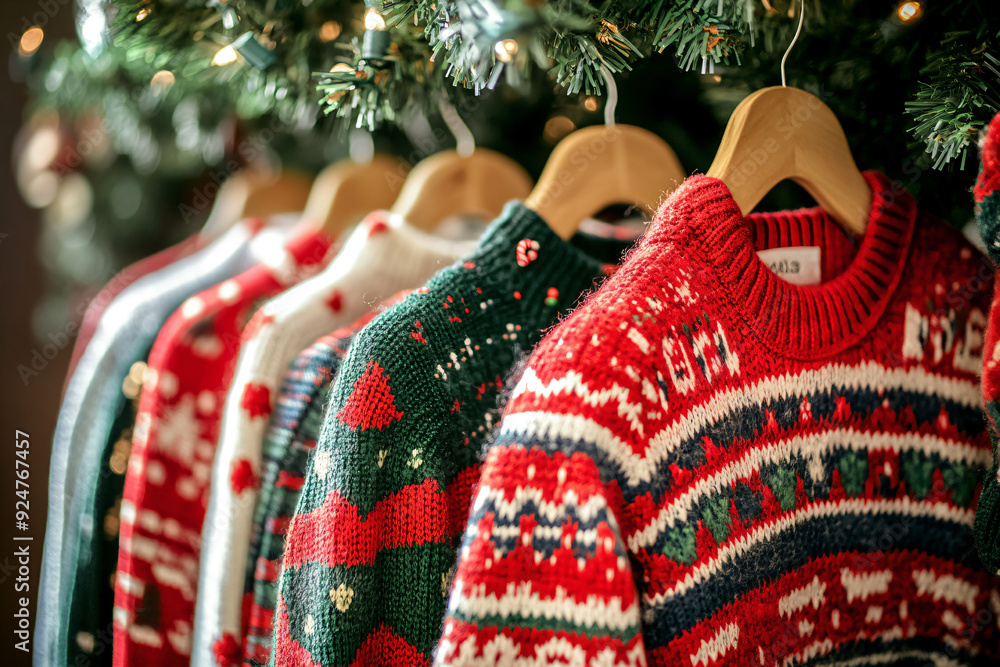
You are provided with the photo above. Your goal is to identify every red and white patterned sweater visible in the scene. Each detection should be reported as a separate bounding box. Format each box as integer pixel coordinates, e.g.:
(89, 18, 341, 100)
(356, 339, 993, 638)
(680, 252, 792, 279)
(438, 173, 999, 666)
(113, 224, 335, 666)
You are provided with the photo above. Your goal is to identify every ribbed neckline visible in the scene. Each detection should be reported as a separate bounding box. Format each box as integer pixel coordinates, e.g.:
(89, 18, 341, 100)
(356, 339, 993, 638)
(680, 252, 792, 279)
(645, 171, 917, 359)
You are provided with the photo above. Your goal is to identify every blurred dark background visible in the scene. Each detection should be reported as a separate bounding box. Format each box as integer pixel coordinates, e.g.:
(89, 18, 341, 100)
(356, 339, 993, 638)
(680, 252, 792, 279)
(1, 2, 73, 663)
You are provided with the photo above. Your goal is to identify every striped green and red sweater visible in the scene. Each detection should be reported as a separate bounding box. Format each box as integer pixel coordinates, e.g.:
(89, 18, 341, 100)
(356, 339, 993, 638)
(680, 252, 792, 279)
(438, 172, 1000, 666)
(271, 203, 627, 665)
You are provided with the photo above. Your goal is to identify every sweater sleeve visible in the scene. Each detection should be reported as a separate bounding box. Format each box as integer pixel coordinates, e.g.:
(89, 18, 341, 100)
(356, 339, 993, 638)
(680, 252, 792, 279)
(435, 431, 646, 666)
(973, 111, 1000, 573)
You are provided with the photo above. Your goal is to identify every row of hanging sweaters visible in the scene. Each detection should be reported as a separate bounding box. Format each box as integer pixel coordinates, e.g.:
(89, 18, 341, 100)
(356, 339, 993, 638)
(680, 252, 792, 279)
(38, 99, 1000, 667)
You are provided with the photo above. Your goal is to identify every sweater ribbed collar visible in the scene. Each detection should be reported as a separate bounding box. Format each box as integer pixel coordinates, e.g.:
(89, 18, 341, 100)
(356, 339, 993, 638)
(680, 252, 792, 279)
(645, 171, 917, 359)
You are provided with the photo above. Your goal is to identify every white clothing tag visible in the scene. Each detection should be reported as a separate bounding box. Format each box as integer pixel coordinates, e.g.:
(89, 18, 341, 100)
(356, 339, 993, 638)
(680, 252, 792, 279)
(756, 246, 822, 286)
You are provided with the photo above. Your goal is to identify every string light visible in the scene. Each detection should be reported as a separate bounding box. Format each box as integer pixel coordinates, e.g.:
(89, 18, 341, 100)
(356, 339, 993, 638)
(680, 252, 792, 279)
(896, 1, 923, 22)
(543, 116, 575, 143)
(362, 9, 390, 61)
(583, 97, 598, 111)
(136, 8, 150, 21)
(364, 9, 386, 31)
(319, 21, 342, 42)
(211, 44, 238, 66)
(150, 70, 175, 93)
(494, 39, 518, 63)
(18, 26, 43, 57)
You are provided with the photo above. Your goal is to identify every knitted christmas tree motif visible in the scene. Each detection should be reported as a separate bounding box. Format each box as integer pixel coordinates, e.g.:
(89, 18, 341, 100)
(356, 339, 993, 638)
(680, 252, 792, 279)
(336, 360, 404, 431)
(273, 204, 632, 666)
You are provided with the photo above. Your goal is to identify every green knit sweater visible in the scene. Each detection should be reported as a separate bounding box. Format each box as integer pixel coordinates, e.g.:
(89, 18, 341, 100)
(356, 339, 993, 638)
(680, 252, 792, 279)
(271, 203, 628, 665)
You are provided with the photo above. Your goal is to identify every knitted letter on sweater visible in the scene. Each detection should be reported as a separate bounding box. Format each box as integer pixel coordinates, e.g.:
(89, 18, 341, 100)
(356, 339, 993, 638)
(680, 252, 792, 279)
(438, 173, 999, 666)
(272, 203, 627, 666)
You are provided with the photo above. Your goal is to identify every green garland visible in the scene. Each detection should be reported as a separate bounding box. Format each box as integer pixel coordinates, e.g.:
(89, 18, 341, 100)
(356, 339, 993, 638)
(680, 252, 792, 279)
(906, 24, 1000, 170)
(55, 0, 1000, 168)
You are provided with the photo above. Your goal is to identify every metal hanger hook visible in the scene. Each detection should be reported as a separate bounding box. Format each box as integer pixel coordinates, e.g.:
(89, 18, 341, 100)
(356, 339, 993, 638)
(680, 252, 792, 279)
(599, 64, 618, 129)
(349, 128, 375, 164)
(780, 0, 805, 87)
(438, 98, 476, 157)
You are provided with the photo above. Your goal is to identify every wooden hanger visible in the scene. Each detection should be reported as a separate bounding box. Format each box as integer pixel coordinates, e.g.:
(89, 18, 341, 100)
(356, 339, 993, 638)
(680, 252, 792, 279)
(390, 148, 532, 231)
(525, 124, 686, 240)
(706, 2, 869, 236)
(303, 155, 408, 238)
(201, 168, 313, 239)
(705, 86, 870, 236)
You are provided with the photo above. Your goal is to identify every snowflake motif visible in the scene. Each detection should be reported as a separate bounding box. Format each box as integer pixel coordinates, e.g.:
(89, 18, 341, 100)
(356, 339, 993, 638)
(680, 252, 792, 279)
(330, 583, 354, 612)
(156, 395, 200, 461)
(442, 567, 456, 597)
(313, 450, 332, 480)
(408, 448, 424, 468)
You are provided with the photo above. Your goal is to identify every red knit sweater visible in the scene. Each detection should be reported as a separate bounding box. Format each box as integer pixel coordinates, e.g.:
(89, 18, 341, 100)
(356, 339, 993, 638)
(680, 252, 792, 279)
(438, 173, 998, 666)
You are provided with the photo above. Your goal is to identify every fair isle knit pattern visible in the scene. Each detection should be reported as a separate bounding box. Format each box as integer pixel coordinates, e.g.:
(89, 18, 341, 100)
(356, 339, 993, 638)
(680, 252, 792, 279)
(113, 226, 335, 667)
(437, 173, 1000, 667)
(271, 203, 627, 666)
(972, 110, 1000, 576)
(194, 215, 473, 667)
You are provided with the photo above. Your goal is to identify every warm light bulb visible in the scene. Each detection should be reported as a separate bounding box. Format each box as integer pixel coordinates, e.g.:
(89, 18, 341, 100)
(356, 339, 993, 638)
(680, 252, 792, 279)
(319, 21, 342, 42)
(136, 8, 150, 21)
(150, 70, 175, 93)
(583, 97, 598, 111)
(330, 63, 355, 74)
(494, 39, 518, 62)
(212, 44, 238, 66)
(897, 1, 922, 21)
(364, 9, 386, 31)
(18, 26, 43, 56)
(543, 116, 576, 144)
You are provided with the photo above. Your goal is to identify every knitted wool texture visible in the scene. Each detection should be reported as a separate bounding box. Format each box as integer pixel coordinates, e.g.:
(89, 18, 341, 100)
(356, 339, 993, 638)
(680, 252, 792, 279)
(244, 309, 389, 665)
(973, 111, 1000, 576)
(271, 203, 627, 666)
(243, 326, 358, 666)
(113, 226, 335, 666)
(437, 172, 999, 666)
(194, 214, 473, 667)
(39, 220, 264, 667)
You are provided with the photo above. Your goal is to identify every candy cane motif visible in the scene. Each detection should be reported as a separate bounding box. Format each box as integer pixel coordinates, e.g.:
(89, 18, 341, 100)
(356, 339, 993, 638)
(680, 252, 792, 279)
(515, 238, 539, 267)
